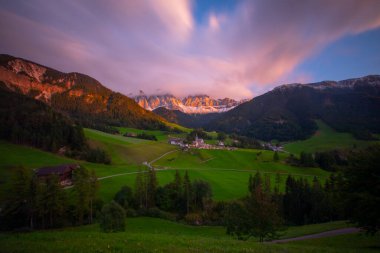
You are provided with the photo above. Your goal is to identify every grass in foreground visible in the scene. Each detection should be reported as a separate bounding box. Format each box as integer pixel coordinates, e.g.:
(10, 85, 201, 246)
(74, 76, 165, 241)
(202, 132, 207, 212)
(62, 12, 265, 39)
(0, 218, 377, 253)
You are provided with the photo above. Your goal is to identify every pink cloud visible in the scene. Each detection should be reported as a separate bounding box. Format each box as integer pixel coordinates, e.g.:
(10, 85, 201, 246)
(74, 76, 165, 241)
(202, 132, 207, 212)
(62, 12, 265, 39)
(1, 0, 380, 99)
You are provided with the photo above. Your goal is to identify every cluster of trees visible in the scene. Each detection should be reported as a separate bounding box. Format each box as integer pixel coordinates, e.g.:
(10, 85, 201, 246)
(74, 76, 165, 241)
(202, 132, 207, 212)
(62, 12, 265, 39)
(123, 132, 157, 141)
(217, 132, 227, 141)
(283, 175, 343, 225)
(186, 129, 212, 142)
(229, 134, 262, 149)
(80, 147, 111, 164)
(226, 145, 380, 240)
(226, 173, 283, 241)
(113, 169, 222, 225)
(287, 150, 349, 171)
(99, 201, 126, 232)
(0, 166, 99, 231)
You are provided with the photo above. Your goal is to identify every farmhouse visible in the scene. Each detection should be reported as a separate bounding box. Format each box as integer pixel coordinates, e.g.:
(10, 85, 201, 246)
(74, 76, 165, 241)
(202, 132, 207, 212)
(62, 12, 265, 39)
(125, 132, 138, 137)
(35, 164, 79, 186)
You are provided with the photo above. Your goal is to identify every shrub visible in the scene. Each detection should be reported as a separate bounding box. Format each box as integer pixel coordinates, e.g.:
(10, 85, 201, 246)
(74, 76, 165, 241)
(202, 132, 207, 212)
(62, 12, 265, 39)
(184, 213, 203, 225)
(99, 201, 126, 232)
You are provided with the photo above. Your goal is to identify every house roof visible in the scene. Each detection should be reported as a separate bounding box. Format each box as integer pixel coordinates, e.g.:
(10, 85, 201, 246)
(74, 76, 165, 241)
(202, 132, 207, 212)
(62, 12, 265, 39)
(35, 164, 79, 176)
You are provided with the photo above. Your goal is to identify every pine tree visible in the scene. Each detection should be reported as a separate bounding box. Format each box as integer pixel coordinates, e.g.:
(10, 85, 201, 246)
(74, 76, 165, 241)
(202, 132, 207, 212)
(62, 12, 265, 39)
(264, 174, 271, 194)
(3, 166, 34, 229)
(88, 169, 99, 224)
(183, 171, 192, 214)
(73, 166, 90, 225)
(273, 151, 279, 162)
(147, 168, 158, 208)
(134, 168, 146, 209)
(44, 175, 67, 228)
(226, 184, 282, 241)
(274, 173, 281, 194)
(249, 172, 262, 194)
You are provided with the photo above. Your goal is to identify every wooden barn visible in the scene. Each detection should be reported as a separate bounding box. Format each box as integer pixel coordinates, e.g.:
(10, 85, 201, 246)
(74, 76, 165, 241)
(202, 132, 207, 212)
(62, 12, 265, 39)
(35, 164, 79, 186)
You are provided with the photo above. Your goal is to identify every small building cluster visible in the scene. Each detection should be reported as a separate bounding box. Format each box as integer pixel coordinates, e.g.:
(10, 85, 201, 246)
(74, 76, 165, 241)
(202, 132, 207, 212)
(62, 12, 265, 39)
(263, 143, 284, 152)
(35, 164, 79, 186)
(124, 132, 138, 137)
(168, 135, 236, 151)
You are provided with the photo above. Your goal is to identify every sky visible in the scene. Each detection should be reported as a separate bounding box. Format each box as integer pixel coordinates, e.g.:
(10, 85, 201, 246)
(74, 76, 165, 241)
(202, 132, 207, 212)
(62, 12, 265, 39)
(1, 0, 380, 99)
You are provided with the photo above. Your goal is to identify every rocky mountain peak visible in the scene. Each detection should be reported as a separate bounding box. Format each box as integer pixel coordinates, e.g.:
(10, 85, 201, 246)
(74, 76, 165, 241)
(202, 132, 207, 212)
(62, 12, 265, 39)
(134, 92, 248, 114)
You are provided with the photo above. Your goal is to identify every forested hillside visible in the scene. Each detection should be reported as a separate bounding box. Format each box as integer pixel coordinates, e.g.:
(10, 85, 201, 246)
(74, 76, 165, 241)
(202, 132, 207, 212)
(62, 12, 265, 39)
(153, 107, 219, 128)
(0, 54, 167, 130)
(0, 82, 85, 152)
(206, 76, 380, 141)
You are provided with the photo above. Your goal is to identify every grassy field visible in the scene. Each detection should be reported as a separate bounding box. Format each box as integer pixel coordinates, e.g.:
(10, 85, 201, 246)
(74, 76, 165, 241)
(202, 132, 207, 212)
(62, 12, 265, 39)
(0, 127, 330, 202)
(1, 217, 378, 253)
(150, 148, 330, 200)
(284, 120, 377, 154)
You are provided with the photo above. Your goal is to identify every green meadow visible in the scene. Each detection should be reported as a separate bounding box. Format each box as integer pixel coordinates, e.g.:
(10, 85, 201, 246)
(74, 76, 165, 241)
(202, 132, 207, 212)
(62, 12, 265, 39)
(0, 126, 331, 203)
(284, 120, 378, 154)
(1, 217, 378, 253)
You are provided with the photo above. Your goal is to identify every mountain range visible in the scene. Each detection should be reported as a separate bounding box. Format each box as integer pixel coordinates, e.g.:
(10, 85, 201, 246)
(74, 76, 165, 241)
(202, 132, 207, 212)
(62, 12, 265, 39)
(134, 92, 247, 114)
(155, 76, 380, 141)
(1, 54, 379, 142)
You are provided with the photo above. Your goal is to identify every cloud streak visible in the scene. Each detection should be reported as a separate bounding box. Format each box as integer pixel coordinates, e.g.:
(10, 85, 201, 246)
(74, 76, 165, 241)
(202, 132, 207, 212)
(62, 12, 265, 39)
(1, 0, 380, 99)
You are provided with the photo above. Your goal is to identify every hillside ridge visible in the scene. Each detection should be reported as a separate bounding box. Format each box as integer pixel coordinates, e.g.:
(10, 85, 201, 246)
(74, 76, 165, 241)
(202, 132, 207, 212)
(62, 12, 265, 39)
(0, 54, 167, 130)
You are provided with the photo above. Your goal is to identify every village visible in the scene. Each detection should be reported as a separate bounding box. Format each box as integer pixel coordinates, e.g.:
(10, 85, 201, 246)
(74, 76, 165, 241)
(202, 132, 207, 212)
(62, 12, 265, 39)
(168, 134, 237, 151)
(168, 133, 285, 153)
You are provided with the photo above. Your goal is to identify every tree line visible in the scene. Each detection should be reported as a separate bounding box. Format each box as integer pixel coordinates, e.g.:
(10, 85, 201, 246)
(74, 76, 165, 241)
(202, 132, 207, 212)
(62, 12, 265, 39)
(112, 168, 219, 225)
(0, 166, 99, 230)
(225, 145, 380, 240)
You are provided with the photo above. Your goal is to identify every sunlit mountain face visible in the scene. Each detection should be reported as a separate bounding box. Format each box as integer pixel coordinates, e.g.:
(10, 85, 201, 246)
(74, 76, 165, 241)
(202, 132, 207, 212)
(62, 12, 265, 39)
(1, 0, 380, 100)
(133, 92, 248, 114)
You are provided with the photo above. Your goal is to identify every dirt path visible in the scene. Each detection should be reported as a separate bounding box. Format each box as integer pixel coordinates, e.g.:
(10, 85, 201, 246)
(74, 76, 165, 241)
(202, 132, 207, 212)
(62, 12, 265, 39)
(147, 149, 179, 168)
(97, 149, 179, 180)
(95, 148, 326, 183)
(270, 227, 361, 243)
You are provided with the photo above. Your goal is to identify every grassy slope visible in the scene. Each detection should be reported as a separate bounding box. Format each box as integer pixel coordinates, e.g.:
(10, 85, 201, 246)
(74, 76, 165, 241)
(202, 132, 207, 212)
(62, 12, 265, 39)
(284, 120, 377, 154)
(84, 128, 176, 166)
(152, 148, 330, 200)
(1, 218, 378, 253)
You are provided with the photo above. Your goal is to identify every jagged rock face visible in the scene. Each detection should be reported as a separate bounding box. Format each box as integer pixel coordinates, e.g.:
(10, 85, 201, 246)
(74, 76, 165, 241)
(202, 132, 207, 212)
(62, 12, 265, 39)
(134, 93, 248, 114)
(0, 55, 115, 104)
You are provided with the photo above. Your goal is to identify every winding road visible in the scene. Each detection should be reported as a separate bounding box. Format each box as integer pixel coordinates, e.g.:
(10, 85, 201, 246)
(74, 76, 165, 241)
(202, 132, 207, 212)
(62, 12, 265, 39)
(270, 227, 361, 243)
